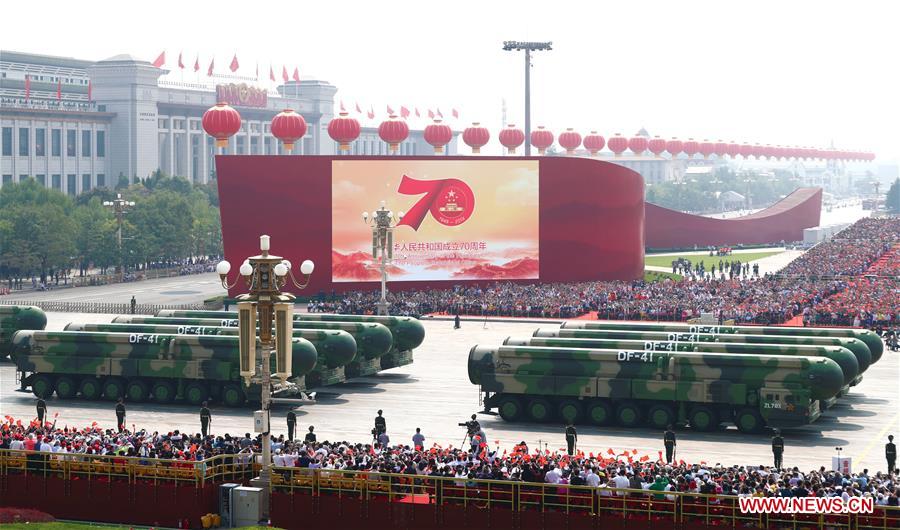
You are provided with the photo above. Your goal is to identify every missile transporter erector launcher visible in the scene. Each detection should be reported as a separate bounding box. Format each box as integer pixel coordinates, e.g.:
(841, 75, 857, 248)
(114, 315, 393, 378)
(155, 309, 426, 371)
(11, 330, 318, 406)
(1, 305, 47, 356)
(469, 345, 844, 433)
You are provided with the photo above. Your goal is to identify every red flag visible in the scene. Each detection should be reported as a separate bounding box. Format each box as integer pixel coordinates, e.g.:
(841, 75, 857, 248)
(292, 67, 300, 81)
(640, 455, 650, 462)
(606, 448, 615, 455)
(269, 66, 275, 82)
(56, 80, 61, 101)
(229, 54, 239, 72)
(282, 66, 289, 83)
(367, 106, 375, 120)
(632, 449, 638, 455)
(387, 104, 395, 115)
(151, 51, 165, 68)
(355, 102, 362, 113)
(207, 58, 215, 77)
(415, 107, 420, 118)
(194, 55, 200, 72)
(24, 75, 30, 101)
(177, 52, 184, 69)
(452, 108, 459, 118)
(427, 109, 434, 119)
(400, 106, 410, 119)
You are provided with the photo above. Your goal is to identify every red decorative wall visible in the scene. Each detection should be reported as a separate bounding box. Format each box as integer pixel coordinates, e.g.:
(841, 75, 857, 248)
(645, 187, 822, 249)
(216, 156, 646, 296)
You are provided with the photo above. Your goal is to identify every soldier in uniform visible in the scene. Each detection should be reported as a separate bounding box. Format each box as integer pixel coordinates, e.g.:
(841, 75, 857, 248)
(286, 410, 297, 441)
(200, 401, 211, 437)
(305, 426, 317, 444)
(36, 398, 47, 427)
(454, 314, 461, 329)
(887, 435, 897, 475)
(664, 425, 677, 464)
(771, 429, 784, 469)
(115, 398, 126, 433)
(565, 423, 577, 456)
(374, 410, 386, 436)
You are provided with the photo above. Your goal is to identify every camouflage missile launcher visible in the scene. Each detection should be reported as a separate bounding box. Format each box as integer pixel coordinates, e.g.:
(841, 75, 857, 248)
(156, 309, 425, 370)
(469, 345, 844, 433)
(563, 321, 884, 364)
(10, 330, 318, 407)
(534, 327, 872, 385)
(66, 322, 356, 387)
(504, 336, 858, 406)
(1, 305, 47, 356)
(114, 315, 392, 377)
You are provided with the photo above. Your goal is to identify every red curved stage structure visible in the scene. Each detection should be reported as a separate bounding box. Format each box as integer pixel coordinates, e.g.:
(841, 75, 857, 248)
(645, 187, 822, 249)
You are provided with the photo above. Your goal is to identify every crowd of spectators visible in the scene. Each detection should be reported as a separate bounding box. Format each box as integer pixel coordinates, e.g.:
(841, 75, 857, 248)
(2, 416, 897, 507)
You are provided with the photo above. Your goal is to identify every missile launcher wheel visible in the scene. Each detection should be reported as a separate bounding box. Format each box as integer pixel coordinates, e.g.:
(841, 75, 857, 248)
(615, 401, 643, 427)
(735, 407, 765, 434)
(526, 397, 553, 422)
(31, 374, 54, 399)
(184, 381, 209, 406)
(689, 405, 719, 431)
(152, 381, 176, 404)
(587, 400, 613, 426)
(79, 378, 102, 400)
(127, 380, 150, 402)
(647, 403, 676, 429)
(55, 376, 77, 399)
(558, 399, 584, 424)
(103, 378, 126, 401)
(497, 395, 523, 422)
(221, 383, 246, 407)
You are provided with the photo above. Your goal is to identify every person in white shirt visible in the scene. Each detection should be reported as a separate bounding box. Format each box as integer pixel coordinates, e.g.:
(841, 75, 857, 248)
(39, 438, 53, 452)
(585, 468, 600, 488)
(545, 465, 562, 484)
(273, 449, 285, 467)
(612, 472, 630, 494)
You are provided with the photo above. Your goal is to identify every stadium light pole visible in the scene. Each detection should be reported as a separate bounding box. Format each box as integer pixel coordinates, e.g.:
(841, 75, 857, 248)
(102, 193, 135, 283)
(502, 40, 552, 156)
(216, 236, 314, 501)
(363, 202, 404, 316)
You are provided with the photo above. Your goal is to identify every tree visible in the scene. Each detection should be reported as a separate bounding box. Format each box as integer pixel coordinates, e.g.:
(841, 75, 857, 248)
(125, 190, 194, 265)
(886, 178, 900, 214)
(72, 198, 117, 275)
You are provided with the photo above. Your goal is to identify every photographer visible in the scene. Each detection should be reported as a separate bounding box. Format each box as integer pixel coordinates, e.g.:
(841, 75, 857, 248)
(458, 414, 480, 443)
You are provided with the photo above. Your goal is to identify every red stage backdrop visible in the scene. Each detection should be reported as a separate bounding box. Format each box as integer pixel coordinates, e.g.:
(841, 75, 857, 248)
(216, 156, 645, 296)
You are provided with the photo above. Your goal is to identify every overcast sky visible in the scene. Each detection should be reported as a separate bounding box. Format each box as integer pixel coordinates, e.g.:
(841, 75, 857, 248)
(3, 0, 898, 160)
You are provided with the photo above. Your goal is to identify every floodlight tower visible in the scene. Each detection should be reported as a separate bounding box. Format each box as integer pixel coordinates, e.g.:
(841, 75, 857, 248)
(502, 40, 552, 156)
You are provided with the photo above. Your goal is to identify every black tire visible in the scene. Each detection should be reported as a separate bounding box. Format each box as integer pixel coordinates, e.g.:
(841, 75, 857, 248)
(526, 397, 553, 422)
(689, 405, 719, 432)
(55, 376, 77, 399)
(735, 407, 765, 434)
(103, 378, 126, 401)
(587, 400, 613, 426)
(557, 398, 584, 424)
(126, 380, 150, 402)
(615, 401, 643, 427)
(152, 380, 176, 404)
(79, 378, 102, 400)
(184, 381, 209, 406)
(221, 383, 246, 407)
(31, 374, 55, 399)
(497, 395, 523, 422)
(647, 403, 676, 429)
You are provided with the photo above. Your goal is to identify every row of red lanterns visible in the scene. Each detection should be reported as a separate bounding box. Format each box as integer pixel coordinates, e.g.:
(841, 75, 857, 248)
(202, 104, 875, 161)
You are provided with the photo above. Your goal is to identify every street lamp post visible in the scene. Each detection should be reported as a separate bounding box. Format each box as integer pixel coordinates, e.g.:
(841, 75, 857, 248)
(103, 193, 135, 283)
(502, 40, 552, 156)
(362, 202, 404, 316)
(216, 235, 314, 494)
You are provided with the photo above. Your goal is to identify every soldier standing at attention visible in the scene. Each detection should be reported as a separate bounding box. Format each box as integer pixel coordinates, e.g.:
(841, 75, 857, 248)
(565, 423, 577, 456)
(286, 410, 297, 441)
(374, 410, 386, 436)
(664, 425, 677, 464)
(454, 314, 461, 329)
(115, 398, 126, 433)
(130, 296, 136, 314)
(772, 429, 785, 469)
(304, 426, 317, 444)
(886, 435, 896, 475)
(200, 401, 211, 437)
(36, 397, 47, 427)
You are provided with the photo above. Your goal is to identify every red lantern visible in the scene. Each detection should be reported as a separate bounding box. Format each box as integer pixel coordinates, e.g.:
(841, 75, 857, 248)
(462, 122, 490, 153)
(328, 111, 361, 151)
(499, 124, 525, 154)
(583, 131, 605, 156)
(726, 141, 741, 158)
(270, 109, 307, 152)
(628, 135, 648, 156)
(607, 133, 628, 156)
(424, 118, 453, 154)
(714, 140, 728, 158)
(739, 143, 753, 158)
(764, 144, 777, 160)
(647, 136, 666, 157)
(202, 102, 242, 148)
(682, 138, 699, 158)
(698, 139, 715, 159)
(378, 114, 409, 152)
(665, 138, 683, 158)
(559, 128, 582, 154)
(530, 126, 554, 154)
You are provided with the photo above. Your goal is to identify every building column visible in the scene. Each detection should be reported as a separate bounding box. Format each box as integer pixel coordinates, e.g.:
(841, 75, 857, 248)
(168, 119, 176, 176)
(182, 124, 190, 180)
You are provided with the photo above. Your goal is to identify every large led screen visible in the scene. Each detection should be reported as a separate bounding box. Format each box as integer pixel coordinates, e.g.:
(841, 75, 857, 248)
(331, 159, 539, 282)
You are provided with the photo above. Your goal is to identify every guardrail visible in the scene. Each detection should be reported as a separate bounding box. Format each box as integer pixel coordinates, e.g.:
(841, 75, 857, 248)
(0, 300, 212, 315)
